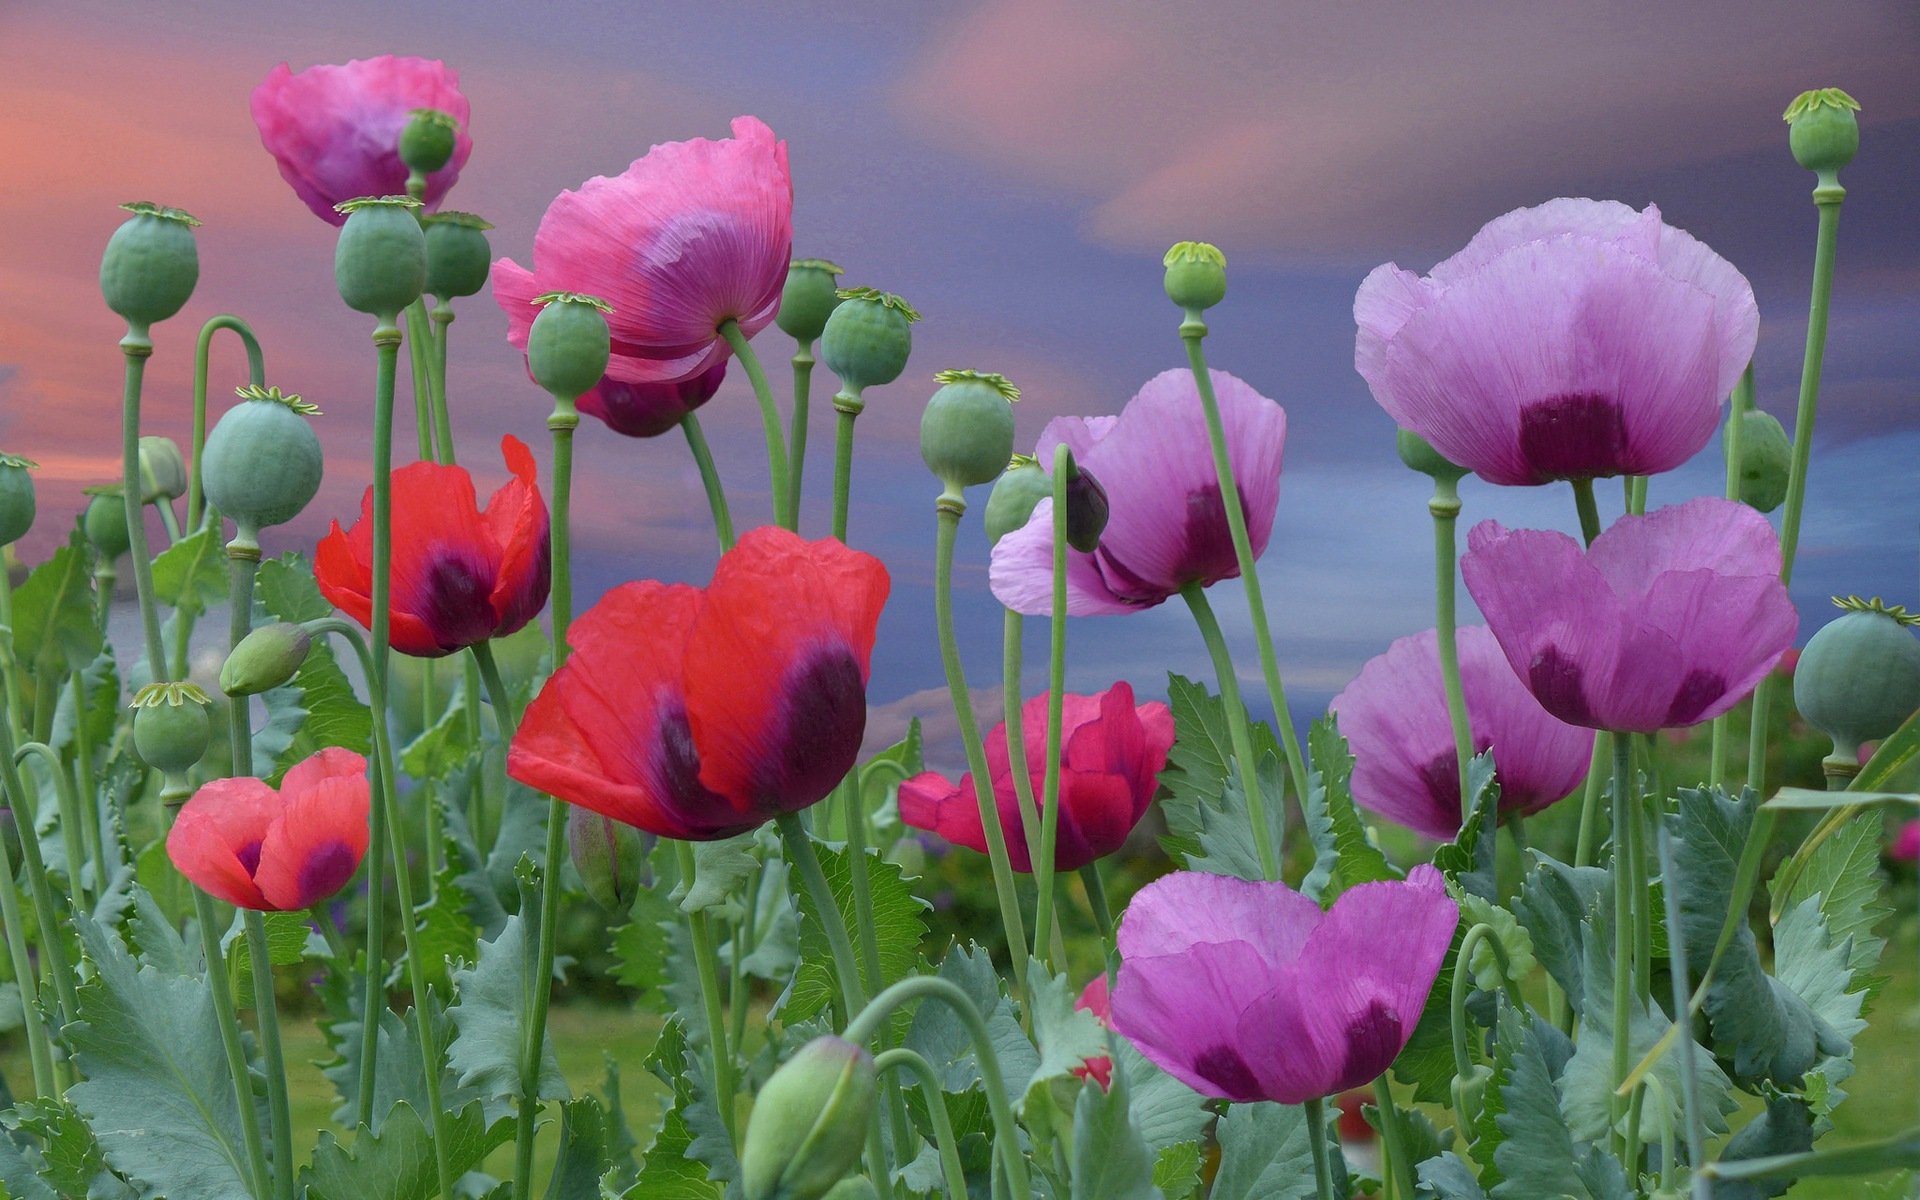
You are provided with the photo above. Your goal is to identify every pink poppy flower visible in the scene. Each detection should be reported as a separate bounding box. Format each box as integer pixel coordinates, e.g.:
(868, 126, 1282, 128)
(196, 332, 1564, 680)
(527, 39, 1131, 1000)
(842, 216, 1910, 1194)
(1891, 820, 1920, 864)
(250, 56, 472, 225)
(1461, 496, 1796, 733)
(1111, 867, 1457, 1104)
(1331, 626, 1596, 840)
(167, 748, 371, 911)
(1354, 199, 1758, 485)
(898, 683, 1174, 873)
(578, 361, 728, 439)
(492, 117, 792, 387)
(989, 369, 1287, 614)
(1074, 976, 1114, 1090)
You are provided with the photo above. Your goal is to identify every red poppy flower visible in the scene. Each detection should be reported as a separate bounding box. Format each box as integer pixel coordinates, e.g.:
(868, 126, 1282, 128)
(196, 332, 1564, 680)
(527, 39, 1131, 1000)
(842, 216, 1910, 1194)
(507, 526, 889, 840)
(1073, 976, 1114, 1089)
(315, 436, 550, 657)
(167, 748, 370, 911)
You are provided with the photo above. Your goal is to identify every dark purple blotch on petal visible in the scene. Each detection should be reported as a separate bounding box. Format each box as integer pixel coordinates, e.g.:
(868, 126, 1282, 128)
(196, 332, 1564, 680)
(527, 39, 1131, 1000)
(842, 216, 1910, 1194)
(1192, 1043, 1263, 1100)
(646, 701, 735, 836)
(1335, 997, 1405, 1091)
(295, 839, 359, 907)
(1518, 392, 1628, 482)
(1664, 669, 1727, 727)
(237, 839, 265, 876)
(1529, 646, 1596, 727)
(418, 552, 498, 649)
(764, 647, 866, 812)
(1416, 737, 1493, 821)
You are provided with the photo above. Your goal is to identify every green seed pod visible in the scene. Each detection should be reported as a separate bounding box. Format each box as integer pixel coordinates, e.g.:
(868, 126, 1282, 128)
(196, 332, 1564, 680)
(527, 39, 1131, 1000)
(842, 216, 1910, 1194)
(1063, 458, 1110, 554)
(399, 108, 460, 177)
(423, 212, 495, 301)
(777, 259, 846, 343)
(82, 485, 131, 560)
(334, 196, 428, 321)
(131, 682, 213, 774)
(821, 289, 919, 412)
(920, 370, 1018, 501)
(220, 622, 313, 697)
(100, 202, 201, 333)
(137, 435, 188, 504)
(1794, 597, 1920, 759)
(1724, 408, 1792, 513)
(567, 807, 649, 912)
(742, 1036, 877, 1200)
(821, 1178, 881, 1200)
(528, 293, 613, 402)
(1163, 240, 1227, 312)
(1396, 428, 1469, 484)
(983, 454, 1050, 545)
(0, 452, 37, 546)
(201, 386, 325, 536)
(1784, 88, 1860, 178)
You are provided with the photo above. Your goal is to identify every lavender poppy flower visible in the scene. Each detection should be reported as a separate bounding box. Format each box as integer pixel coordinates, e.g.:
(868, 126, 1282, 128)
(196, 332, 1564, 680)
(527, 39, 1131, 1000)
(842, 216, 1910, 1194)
(989, 368, 1287, 614)
(1331, 626, 1595, 841)
(1461, 496, 1796, 733)
(1354, 199, 1758, 486)
(1110, 867, 1457, 1104)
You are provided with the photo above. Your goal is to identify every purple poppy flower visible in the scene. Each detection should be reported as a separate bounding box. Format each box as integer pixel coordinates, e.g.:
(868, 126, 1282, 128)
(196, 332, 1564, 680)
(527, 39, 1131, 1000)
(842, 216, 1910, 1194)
(1461, 496, 1796, 734)
(989, 368, 1287, 615)
(1110, 867, 1457, 1104)
(577, 361, 729, 439)
(1331, 626, 1596, 841)
(1354, 198, 1758, 486)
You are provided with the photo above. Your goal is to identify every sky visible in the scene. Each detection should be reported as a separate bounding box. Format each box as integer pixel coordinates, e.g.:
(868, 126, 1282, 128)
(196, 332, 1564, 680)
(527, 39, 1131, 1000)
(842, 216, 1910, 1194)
(3, 0, 1918, 766)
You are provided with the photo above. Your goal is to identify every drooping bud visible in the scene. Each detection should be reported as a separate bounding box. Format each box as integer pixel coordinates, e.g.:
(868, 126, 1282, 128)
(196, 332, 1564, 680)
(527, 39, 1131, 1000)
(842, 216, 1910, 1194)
(1396, 428, 1469, 484)
(137, 436, 188, 504)
(1163, 240, 1227, 313)
(1061, 453, 1110, 553)
(741, 1036, 877, 1200)
(333, 196, 428, 323)
(201, 386, 325, 545)
(399, 108, 460, 177)
(528, 293, 613, 404)
(0, 452, 37, 546)
(221, 622, 314, 697)
(82, 485, 131, 560)
(568, 807, 648, 911)
(423, 212, 495, 301)
(1784, 88, 1860, 179)
(920, 370, 1018, 504)
(821, 289, 919, 415)
(101, 202, 201, 335)
(776, 259, 845, 344)
(983, 454, 1050, 545)
(1794, 596, 1920, 767)
(131, 681, 213, 775)
(1724, 408, 1791, 513)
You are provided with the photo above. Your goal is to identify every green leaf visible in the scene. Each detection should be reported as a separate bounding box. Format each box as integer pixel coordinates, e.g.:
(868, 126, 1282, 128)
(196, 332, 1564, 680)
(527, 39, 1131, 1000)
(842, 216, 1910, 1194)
(256, 553, 372, 778)
(302, 1100, 513, 1200)
(675, 833, 760, 916)
(610, 887, 677, 999)
(446, 909, 569, 1104)
(224, 908, 317, 1007)
(1152, 1142, 1204, 1200)
(400, 695, 476, 781)
(0, 1097, 137, 1200)
(1394, 920, 1469, 1105)
(51, 647, 120, 760)
(1774, 810, 1891, 1002)
(400, 838, 481, 995)
(1432, 753, 1499, 901)
(902, 944, 1037, 1108)
(1488, 1003, 1632, 1200)
(1112, 1040, 1213, 1155)
(1512, 859, 1609, 1006)
(545, 1095, 616, 1200)
(1070, 1067, 1161, 1200)
(1716, 1093, 1815, 1200)
(1157, 674, 1286, 879)
(149, 525, 225, 613)
(1766, 787, 1919, 810)
(1707, 1125, 1920, 1183)
(1415, 1152, 1490, 1199)
(1457, 893, 1536, 994)
(1299, 716, 1399, 902)
(1208, 1101, 1317, 1200)
(1023, 961, 1108, 1105)
(255, 552, 334, 622)
(632, 1048, 726, 1199)
(9, 529, 102, 675)
(783, 841, 929, 1027)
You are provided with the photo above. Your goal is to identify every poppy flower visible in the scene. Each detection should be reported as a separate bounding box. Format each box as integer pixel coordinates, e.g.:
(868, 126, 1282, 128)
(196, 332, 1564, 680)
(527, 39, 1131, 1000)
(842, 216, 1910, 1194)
(1460, 496, 1796, 733)
(898, 684, 1174, 872)
(989, 368, 1287, 615)
(492, 116, 792, 387)
(1354, 198, 1758, 485)
(1110, 867, 1457, 1104)
(578, 360, 728, 439)
(506, 527, 888, 840)
(250, 56, 472, 225)
(315, 435, 550, 658)
(1330, 626, 1595, 841)
(1074, 976, 1114, 1089)
(1891, 820, 1920, 864)
(167, 748, 371, 911)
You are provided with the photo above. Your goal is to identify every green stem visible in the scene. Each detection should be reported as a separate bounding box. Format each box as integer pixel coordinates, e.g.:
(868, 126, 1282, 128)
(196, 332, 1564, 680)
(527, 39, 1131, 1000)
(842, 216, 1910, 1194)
(404, 301, 437, 462)
(0, 569, 23, 736)
(429, 304, 457, 465)
(156, 500, 183, 544)
(13, 741, 88, 913)
(1031, 446, 1071, 964)
(1001, 611, 1045, 864)
(673, 840, 738, 1142)
(1709, 366, 1755, 791)
(1574, 733, 1610, 868)
(717, 320, 791, 530)
(1303, 1097, 1335, 1200)
(1655, 825, 1709, 1190)
(1571, 478, 1603, 546)
(1372, 1077, 1417, 1200)
(1180, 583, 1280, 880)
(225, 549, 259, 773)
(118, 338, 167, 677)
(0, 765, 54, 1097)
(0, 692, 81, 1028)
(1078, 863, 1115, 972)
(934, 503, 1028, 962)
(190, 315, 266, 530)
(787, 346, 814, 528)
(1610, 733, 1636, 1160)
(831, 402, 860, 543)
(1430, 476, 1474, 825)
(680, 413, 735, 552)
(244, 910, 296, 1200)
(875, 1048, 970, 1199)
(836, 770, 914, 1157)
(194, 891, 274, 1199)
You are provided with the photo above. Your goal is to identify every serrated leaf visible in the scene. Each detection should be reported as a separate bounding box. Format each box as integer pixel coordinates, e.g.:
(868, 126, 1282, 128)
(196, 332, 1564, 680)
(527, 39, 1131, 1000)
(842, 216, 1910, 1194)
(302, 1099, 513, 1200)
(1457, 892, 1536, 993)
(902, 944, 1037, 1107)
(1152, 1141, 1203, 1200)
(1157, 674, 1287, 877)
(446, 910, 569, 1103)
(676, 833, 759, 915)
(400, 836, 481, 994)
(1512, 858, 1609, 1005)
(1209, 1100, 1317, 1200)
(149, 525, 225, 612)
(1775, 810, 1890, 1002)
(400, 695, 476, 780)
(255, 552, 334, 622)
(1113, 1039, 1213, 1154)
(9, 530, 102, 675)
(610, 889, 677, 999)
(1300, 716, 1399, 902)
(224, 907, 316, 1007)
(1716, 1092, 1815, 1200)
(1394, 922, 1467, 1106)
(784, 840, 929, 1026)
(1488, 1003, 1631, 1200)
(0, 1098, 137, 1200)
(1024, 961, 1108, 1103)
(633, 1085, 726, 1198)
(1416, 1152, 1490, 1199)
(1432, 754, 1498, 901)
(1071, 1066, 1161, 1200)
(50, 647, 119, 759)
(546, 1095, 616, 1200)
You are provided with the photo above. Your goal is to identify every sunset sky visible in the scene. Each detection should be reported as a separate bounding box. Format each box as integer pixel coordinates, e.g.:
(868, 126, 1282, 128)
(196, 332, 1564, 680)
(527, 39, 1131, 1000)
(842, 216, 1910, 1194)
(4, 0, 1917, 759)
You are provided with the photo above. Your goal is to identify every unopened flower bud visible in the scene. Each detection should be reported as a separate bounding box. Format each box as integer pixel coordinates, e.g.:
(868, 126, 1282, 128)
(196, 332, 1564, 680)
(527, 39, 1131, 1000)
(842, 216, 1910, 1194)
(1062, 454, 1110, 553)
(1724, 409, 1791, 513)
(0, 453, 37, 546)
(138, 436, 188, 504)
(528, 293, 613, 403)
(568, 807, 648, 911)
(423, 212, 495, 301)
(131, 682, 213, 774)
(399, 108, 460, 176)
(221, 622, 313, 697)
(201, 386, 325, 539)
(921, 370, 1018, 502)
(742, 1036, 877, 1200)
(334, 196, 427, 322)
(101, 202, 201, 334)
(82, 485, 131, 559)
(983, 455, 1050, 545)
(777, 259, 845, 344)
(1784, 88, 1860, 179)
(1396, 429, 1469, 484)
(821, 289, 918, 413)
(821, 1178, 881, 1200)
(1163, 240, 1227, 312)
(1794, 597, 1920, 761)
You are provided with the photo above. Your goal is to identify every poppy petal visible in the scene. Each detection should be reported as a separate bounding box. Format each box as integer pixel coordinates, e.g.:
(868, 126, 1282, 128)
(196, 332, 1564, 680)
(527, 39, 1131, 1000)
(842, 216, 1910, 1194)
(254, 770, 371, 910)
(167, 777, 279, 910)
(482, 435, 552, 639)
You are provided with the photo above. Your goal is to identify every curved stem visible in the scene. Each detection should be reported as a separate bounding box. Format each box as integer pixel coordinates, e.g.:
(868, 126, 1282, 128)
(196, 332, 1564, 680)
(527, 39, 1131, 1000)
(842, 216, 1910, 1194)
(14, 740, 88, 913)
(244, 910, 296, 1200)
(0, 693, 81, 1028)
(787, 346, 815, 528)
(190, 315, 266, 529)
(194, 891, 274, 1199)
(1303, 1097, 1335, 1200)
(1429, 476, 1473, 825)
(717, 320, 791, 530)
(118, 338, 167, 677)
(875, 1048, 970, 1199)
(1180, 583, 1279, 880)
(831, 403, 860, 543)
(1031, 446, 1071, 963)
(680, 413, 735, 553)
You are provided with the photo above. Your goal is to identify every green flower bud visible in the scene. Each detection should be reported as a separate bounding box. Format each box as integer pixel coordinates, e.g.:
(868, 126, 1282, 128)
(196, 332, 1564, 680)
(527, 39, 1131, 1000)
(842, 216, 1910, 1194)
(1396, 429, 1469, 483)
(423, 212, 495, 301)
(0, 453, 37, 546)
(1163, 240, 1227, 312)
(137, 435, 188, 504)
(528, 293, 613, 402)
(821, 1178, 881, 1200)
(920, 370, 1019, 502)
(777, 259, 846, 343)
(1724, 408, 1791, 513)
(983, 454, 1050, 545)
(821, 289, 919, 412)
(568, 807, 648, 911)
(1062, 456, 1109, 554)
(131, 682, 213, 774)
(82, 485, 131, 560)
(220, 622, 313, 697)
(742, 1036, 877, 1200)
(1784, 88, 1860, 178)
(100, 202, 201, 333)
(334, 196, 427, 322)
(1793, 597, 1920, 760)
(201, 386, 325, 539)
(400, 108, 460, 177)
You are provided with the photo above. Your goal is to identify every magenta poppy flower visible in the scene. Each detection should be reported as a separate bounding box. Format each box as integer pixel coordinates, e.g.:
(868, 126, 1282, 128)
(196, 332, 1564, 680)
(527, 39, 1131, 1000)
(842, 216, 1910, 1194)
(1111, 867, 1457, 1104)
(578, 361, 728, 439)
(989, 369, 1287, 614)
(1461, 496, 1796, 733)
(492, 117, 792, 387)
(250, 56, 472, 225)
(167, 748, 371, 911)
(1331, 626, 1595, 840)
(1354, 198, 1758, 485)
(898, 684, 1174, 872)
(1891, 820, 1920, 864)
